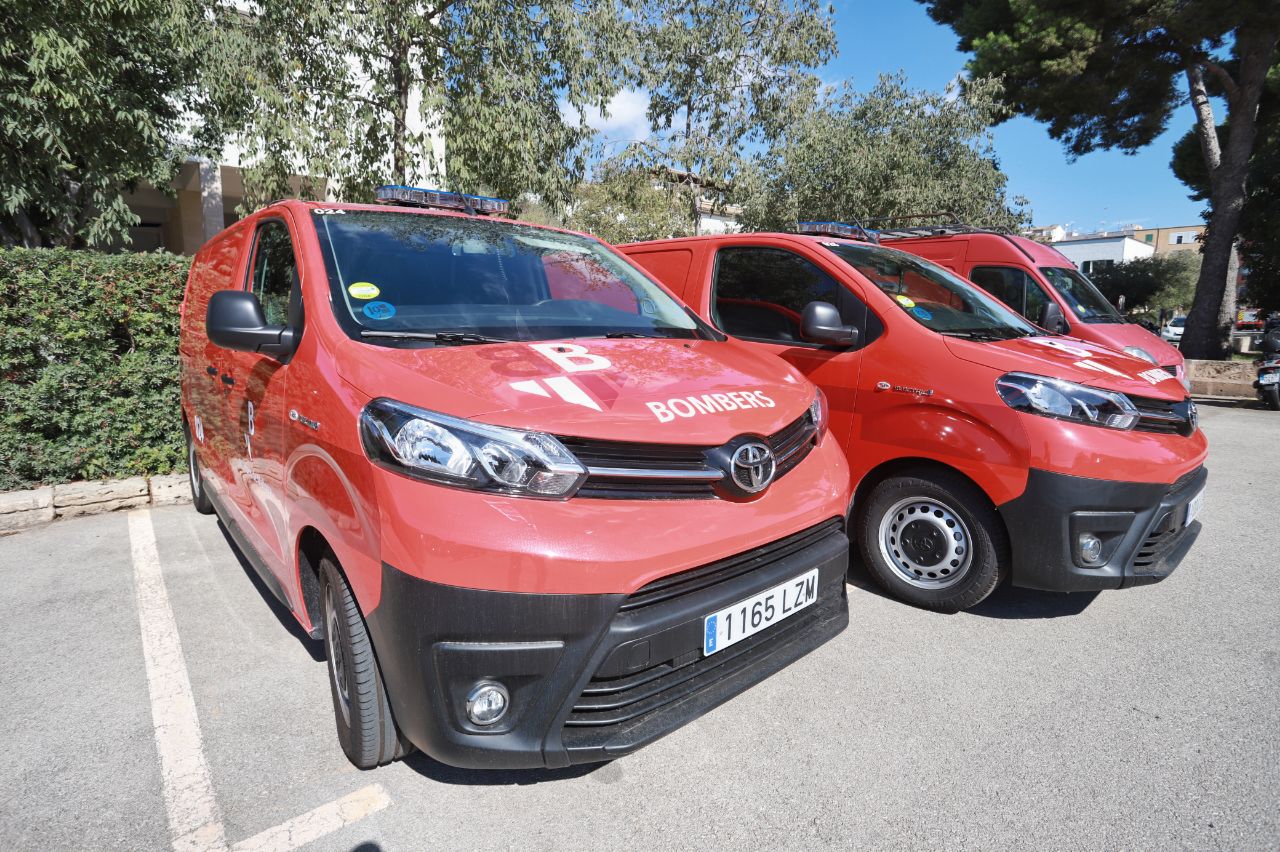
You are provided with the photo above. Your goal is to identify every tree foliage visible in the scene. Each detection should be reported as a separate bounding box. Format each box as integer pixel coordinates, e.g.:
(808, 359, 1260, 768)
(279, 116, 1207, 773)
(1089, 252, 1200, 319)
(563, 160, 696, 244)
(213, 0, 636, 211)
(920, 0, 1280, 359)
(0, 0, 211, 248)
(735, 74, 1027, 232)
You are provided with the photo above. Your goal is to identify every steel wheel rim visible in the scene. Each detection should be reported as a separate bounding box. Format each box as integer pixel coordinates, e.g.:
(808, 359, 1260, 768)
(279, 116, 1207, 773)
(325, 586, 351, 725)
(188, 439, 202, 499)
(878, 496, 973, 590)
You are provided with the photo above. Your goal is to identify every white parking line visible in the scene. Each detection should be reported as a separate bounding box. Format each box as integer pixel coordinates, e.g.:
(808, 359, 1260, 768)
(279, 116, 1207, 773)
(128, 509, 390, 852)
(128, 510, 227, 852)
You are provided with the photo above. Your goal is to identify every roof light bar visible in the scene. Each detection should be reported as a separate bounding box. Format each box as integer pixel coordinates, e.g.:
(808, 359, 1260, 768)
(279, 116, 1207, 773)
(375, 185, 509, 215)
(797, 221, 880, 244)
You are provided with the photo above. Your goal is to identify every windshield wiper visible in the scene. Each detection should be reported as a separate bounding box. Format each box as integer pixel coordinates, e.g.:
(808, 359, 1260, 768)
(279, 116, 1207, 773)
(602, 331, 654, 338)
(360, 330, 512, 345)
(940, 328, 1033, 341)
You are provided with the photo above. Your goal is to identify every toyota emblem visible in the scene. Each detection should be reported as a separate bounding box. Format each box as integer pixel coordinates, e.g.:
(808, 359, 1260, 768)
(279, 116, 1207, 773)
(730, 442, 776, 493)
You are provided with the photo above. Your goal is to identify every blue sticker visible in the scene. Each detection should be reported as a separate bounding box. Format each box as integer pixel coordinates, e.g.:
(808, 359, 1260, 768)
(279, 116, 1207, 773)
(912, 307, 933, 321)
(363, 301, 396, 320)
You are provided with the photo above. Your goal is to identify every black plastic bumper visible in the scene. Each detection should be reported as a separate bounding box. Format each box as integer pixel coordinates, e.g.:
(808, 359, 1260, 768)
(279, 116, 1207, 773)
(998, 466, 1207, 592)
(365, 520, 849, 770)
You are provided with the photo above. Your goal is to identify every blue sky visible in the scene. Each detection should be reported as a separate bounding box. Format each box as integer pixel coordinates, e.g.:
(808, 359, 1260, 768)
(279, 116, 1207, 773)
(830, 1, 1206, 229)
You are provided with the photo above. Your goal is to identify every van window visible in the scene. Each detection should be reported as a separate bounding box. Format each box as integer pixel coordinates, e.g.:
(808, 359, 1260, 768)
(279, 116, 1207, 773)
(312, 211, 703, 345)
(1039, 266, 1123, 323)
(248, 220, 297, 326)
(713, 246, 866, 344)
(969, 266, 1050, 324)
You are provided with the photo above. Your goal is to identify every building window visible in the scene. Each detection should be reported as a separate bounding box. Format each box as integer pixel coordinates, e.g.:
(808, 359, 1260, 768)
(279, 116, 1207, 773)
(1145, 233, 1154, 242)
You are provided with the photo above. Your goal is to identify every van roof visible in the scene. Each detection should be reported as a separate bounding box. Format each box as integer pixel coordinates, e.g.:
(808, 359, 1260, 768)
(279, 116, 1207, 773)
(880, 228, 1075, 269)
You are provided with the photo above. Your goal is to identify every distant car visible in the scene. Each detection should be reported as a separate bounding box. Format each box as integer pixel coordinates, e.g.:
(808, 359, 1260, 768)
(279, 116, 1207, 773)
(1236, 309, 1263, 332)
(1162, 316, 1186, 344)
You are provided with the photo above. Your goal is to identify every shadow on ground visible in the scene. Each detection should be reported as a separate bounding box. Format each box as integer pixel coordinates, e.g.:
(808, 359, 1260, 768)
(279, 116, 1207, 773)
(846, 553, 1099, 620)
(215, 520, 325, 662)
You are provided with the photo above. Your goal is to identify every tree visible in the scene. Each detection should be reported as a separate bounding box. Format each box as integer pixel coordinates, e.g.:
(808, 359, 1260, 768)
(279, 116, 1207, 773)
(1089, 253, 1200, 320)
(735, 74, 1027, 232)
(0, 0, 211, 248)
(620, 0, 836, 228)
(1171, 60, 1280, 316)
(919, 0, 1280, 359)
(562, 160, 696, 244)
(215, 0, 636, 212)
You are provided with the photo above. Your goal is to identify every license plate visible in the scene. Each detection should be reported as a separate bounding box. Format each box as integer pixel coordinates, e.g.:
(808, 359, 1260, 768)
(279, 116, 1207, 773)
(1260, 372, 1279, 384)
(703, 569, 819, 657)
(1185, 489, 1205, 526)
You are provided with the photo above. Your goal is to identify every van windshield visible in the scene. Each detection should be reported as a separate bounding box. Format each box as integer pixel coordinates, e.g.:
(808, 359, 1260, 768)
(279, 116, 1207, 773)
(824, 243, 1039, 339)
(1038, 266, 1124, 323)
(312, 211, 702, 345)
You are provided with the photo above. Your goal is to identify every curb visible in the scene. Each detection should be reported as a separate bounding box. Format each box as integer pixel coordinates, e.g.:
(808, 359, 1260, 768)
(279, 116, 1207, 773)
(0, 474, 191, 534)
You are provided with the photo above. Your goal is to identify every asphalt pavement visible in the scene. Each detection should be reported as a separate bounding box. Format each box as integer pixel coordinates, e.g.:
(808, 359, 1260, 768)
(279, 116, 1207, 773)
(1, 402, 1277, 851)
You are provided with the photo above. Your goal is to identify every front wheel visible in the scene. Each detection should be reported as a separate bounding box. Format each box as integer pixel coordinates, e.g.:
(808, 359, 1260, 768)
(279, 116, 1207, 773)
(1263, 384, 1280, 411)
(185, 422, 214, 515)
(320, 556, 411, 768)
(857, 470, 1008, 612)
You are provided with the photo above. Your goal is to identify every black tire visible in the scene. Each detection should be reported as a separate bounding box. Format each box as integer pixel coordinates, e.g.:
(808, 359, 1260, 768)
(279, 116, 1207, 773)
(185, 422, 215, 515)
(1263, 385, 1280, 411)
(319, 556, 411, 768)
(857, 470, 1008, 613)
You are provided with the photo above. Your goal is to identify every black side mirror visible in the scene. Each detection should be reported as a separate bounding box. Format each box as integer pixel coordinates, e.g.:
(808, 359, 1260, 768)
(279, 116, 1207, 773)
(801, 301, 859, 347)
(207, 290, 297, 358)
(1039, 301, 1069, 334)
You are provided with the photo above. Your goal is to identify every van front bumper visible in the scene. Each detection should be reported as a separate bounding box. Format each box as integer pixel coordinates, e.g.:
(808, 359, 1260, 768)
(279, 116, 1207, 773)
(998, 466, 1206, 592)
(365, 520, 849, 770)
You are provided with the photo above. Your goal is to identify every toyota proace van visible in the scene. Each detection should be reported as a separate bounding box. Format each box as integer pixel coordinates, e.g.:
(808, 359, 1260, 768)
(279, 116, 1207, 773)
(878, 223, 1187, 388)
(622, 223, 1207, 612)
(179, 188, 851, 770)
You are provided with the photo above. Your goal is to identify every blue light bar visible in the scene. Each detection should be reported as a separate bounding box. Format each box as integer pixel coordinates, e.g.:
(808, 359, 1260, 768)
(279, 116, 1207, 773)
(375, 185, 510, 215)
(798, 221, 880, 244)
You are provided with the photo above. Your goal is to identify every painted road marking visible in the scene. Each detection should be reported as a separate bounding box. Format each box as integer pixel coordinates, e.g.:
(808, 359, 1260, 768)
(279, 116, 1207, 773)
(230, 784, 391, 852)
(129, 510, 390, 851)
(129, 509, 227, 852)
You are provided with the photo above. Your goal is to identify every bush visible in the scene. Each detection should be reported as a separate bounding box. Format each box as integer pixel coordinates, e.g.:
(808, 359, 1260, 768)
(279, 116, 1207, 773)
(0, 248, 190, 490)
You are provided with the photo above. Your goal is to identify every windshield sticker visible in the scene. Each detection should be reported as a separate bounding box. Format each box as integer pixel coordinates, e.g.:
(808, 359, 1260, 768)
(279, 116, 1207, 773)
(911, 307, 933, 321)
(895, 295, 916, 308)
(362, 301, 396, 320)
(647, 390, 776, 423)
(348, 281, 380, 299)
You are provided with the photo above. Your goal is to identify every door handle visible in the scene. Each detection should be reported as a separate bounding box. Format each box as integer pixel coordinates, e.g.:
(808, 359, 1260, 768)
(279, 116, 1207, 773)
(206, 366, 218, 377)
(221, 374, 235, 386)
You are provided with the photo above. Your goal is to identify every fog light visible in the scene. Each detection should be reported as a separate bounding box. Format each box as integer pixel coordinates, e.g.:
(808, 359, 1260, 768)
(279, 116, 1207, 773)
(465, 681, 509, 726)
(1078, 533, 1104, 565)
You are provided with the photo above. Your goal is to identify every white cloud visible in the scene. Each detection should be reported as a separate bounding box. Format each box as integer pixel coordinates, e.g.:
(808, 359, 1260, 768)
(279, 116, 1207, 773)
(562, 89, 651, 142)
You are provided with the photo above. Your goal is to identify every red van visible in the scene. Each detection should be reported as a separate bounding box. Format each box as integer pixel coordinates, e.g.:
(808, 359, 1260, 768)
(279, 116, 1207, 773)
(179, 188, 852, 769)
(622, 224, 1207, 612)
(876, 223, 1187, 389)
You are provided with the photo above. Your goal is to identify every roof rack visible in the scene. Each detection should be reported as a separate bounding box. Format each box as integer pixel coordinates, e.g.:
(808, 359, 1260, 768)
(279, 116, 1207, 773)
(866, 212, 1013, 241)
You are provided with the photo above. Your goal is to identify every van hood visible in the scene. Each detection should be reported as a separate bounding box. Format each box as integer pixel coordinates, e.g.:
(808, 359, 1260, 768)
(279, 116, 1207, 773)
(1073, 321, 1184, 368)
(944, 335, 1187, 401)
(336, 337, 814, 443)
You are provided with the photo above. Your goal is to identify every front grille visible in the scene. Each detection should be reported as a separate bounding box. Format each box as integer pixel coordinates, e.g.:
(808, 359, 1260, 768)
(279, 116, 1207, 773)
(1130, 394, 1194, 436)
(563, 519, 843, 731)
(1132, 468, 1203, 573)
(562, 410, 818, 500)
(1161, 364, 1178, 376)
(620, 518, 843, 612)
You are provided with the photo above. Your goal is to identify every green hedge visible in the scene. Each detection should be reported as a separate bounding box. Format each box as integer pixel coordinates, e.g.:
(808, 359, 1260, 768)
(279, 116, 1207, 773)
(0, 248, 191, 490)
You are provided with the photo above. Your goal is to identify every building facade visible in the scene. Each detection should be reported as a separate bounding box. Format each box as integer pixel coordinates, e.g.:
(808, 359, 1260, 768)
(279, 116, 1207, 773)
(1050, 233, 1155, 275)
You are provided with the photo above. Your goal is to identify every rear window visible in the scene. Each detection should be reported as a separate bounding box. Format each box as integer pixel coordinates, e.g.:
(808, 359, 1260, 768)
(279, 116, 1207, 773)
(311, 211, 701, 345)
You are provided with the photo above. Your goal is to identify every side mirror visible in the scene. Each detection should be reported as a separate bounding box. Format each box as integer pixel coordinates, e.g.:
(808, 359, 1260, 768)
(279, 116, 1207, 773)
(207, 290, 297, 358)
(1039, 301, 1069, 334)
(801, 301, 859, 347)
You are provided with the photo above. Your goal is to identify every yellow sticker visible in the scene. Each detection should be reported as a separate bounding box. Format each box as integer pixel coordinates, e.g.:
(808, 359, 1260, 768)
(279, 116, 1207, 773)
(348, 282, 380, 300)
(895, 294, 916, 308)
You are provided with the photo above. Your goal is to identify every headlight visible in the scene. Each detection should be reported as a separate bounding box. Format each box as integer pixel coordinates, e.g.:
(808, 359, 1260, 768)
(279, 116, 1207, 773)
(995, 372, 1139, 430)
(808, 387, 829, 439)
(1123, 346, 1157, 364)
(360, 399, 587, 498)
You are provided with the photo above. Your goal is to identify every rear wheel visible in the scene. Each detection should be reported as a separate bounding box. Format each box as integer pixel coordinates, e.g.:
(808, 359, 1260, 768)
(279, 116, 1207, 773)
(320, 556, 410, 768)
(858, 470, 1008, 612)
(185, 422, 214, 515)
(1263, 384, 1280, 411)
